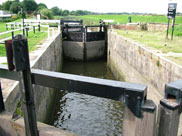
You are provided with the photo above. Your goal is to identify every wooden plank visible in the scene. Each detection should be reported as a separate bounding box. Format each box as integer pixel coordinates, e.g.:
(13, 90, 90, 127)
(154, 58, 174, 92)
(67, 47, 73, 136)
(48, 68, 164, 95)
(123, 100, 156, 136)
(157, 99, 180, 136)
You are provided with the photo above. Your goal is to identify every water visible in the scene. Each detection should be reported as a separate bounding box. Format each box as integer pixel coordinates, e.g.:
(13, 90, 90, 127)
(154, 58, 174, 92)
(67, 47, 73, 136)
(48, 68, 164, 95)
(49, 60, 124, 136)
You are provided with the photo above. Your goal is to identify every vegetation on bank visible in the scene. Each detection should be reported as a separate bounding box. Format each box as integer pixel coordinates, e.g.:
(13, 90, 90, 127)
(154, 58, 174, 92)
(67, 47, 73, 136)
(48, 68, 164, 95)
(0, 26, 48, 57)
(115, 30, 182, 54)
(77, 14, 182, 24)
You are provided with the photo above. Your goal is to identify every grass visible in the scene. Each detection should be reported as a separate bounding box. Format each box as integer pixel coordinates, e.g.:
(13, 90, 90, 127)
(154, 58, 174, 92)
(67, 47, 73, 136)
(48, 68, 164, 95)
(0, 19, 22, 33)
(15, 99, 23, 116)
(169, 24, 182, 36)
(0, 29, 23, 40)
(0, 26, 48, 57)
(77, 14, 182, 25)
(115, 29, 182, 53)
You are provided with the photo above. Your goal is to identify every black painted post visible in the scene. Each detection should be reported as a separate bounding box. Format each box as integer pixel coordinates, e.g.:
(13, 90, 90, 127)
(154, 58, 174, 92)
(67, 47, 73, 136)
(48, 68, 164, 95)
(12, 31, 14, 39)
(166, 18, 170, 39)
(80, 19, 83, 25)
(33, 26, 35, 34)
(157, 80, 182, 136)
(0, 81, 5, 112)
(129, 16, 132, 23)
(12, 35, 39, 136)
(171, 18, 175, 40)
(66, 24, 68, 34)
(99, 24, 102, 32)
(26, 28, 28, 37)
(23, 21, 25, 36)
(38, 22, 40, 32)
(27, 24, 29, 31)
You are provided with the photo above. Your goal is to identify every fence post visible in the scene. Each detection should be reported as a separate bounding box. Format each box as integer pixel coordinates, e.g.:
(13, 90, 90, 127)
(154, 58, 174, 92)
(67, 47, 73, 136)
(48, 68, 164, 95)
(26, 28, 28, 37)
(12, 31, 14, 39)
(12, 35, 39, 136)
(157, 80, 182, 136)
(0, 81, 5, 112)
(38, 22, 40, 32)
(123, 100, 156, 136)
(33, 26, 35, 34)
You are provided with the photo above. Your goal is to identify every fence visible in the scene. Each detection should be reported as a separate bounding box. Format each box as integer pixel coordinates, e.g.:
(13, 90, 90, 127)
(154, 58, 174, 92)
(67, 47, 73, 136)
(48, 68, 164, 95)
(2, 22, 55, 43)
(0, 35, 182, 136)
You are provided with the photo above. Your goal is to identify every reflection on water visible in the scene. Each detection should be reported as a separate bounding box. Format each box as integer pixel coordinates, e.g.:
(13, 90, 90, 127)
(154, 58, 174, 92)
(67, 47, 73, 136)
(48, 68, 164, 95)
(49, 60, 124, 136)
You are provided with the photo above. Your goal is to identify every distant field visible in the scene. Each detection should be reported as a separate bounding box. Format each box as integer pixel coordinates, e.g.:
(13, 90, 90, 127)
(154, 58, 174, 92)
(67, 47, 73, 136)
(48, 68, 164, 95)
(115, 29, 182, 53)
(77, 15, 182, 25)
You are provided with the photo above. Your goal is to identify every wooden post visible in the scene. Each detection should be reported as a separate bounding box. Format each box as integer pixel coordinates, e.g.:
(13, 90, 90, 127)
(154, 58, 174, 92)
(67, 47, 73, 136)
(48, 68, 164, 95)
(26, 28, 28, 37)
(12, 31, 14, 39)
(166, 18, 170, 39)
(38, 22, 40, 32)
(0, 81, 5, 112)
(157, 99, 180, 136)
(123, 100, 156, 136)
(12, 35, 39, 136)
(171, 18, 175, 40)
(33, 26, 35, 34)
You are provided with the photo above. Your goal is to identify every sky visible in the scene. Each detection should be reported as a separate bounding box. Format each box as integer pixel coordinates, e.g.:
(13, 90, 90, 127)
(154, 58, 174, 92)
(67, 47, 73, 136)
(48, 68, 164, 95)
(1, 0, 182, 14)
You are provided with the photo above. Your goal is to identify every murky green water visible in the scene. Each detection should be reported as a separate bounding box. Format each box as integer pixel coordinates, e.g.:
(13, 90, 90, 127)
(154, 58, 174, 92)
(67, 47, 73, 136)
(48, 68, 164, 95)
(49, 60, 124, 136)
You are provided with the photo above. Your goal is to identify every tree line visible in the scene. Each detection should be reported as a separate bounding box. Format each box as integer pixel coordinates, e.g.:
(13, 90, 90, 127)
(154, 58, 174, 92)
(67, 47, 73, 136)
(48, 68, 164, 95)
(0, 0, 94, 19)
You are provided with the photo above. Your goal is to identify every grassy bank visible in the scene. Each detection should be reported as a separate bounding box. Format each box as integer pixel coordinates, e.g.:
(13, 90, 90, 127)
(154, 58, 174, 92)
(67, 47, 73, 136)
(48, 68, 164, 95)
(0, 27, 48, 57)
(115, 29, 182, 65)
(0, 19, 22, 33)
(77, 14, 182, 25)
(116, 29, 182, 53)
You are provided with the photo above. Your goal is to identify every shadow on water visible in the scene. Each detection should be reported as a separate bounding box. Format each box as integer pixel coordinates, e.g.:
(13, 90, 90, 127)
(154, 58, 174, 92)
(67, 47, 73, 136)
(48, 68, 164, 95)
(48, 59, 124, 136)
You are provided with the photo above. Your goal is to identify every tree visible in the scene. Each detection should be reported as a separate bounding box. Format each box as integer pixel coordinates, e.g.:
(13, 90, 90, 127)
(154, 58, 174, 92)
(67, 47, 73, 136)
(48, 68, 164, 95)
(62, 10, 69, 16)
(10, 2, 22, 14)
(36, 3, 47, 11)
(21, 0, 37, 12)
(40, 8, 53, 19)
(51, 6, 60, 16)
(2, 1, 13, 11)
(70, 10, 76, 15)
(0, 5, 2, 10)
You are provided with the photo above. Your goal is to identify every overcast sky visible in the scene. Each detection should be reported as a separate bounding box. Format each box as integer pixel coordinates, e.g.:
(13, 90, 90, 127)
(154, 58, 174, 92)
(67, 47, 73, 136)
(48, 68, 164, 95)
(1, 0, 182, 14)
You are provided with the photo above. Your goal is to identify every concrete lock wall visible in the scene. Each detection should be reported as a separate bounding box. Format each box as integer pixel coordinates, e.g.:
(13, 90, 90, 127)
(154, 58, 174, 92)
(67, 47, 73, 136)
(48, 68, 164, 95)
(107, 30, 182, 104)
(107, 29, 182, 135)
(4, 32, 63, 122)
(63, 41, 106, 61)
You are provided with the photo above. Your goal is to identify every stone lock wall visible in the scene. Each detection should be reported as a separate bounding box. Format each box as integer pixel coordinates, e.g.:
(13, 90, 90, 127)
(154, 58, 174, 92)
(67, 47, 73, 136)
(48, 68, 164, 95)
(107, 30, 182, 104)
